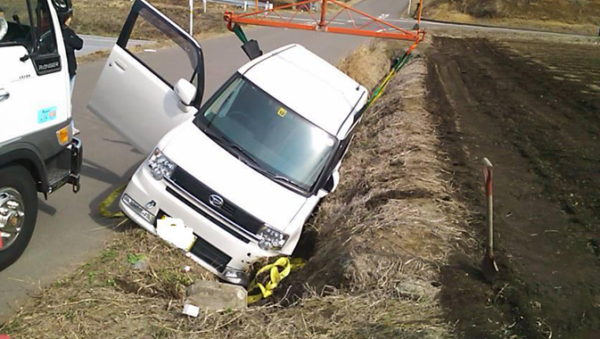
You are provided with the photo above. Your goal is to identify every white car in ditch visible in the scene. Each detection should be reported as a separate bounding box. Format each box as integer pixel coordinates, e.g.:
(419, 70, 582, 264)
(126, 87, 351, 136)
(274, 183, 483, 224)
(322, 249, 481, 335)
(88, 0, 368, 285)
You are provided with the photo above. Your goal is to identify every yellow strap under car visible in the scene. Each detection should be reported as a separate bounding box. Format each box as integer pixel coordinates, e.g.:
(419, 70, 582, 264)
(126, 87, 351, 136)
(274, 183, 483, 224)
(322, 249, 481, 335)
(98, 184, 127, 218)
(247, 257, 306, 304)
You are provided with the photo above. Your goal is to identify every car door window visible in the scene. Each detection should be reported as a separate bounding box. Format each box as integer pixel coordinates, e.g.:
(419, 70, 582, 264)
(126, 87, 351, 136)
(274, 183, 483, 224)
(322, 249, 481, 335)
(0, 0, 34, 49)
(120, 4, 203, 97)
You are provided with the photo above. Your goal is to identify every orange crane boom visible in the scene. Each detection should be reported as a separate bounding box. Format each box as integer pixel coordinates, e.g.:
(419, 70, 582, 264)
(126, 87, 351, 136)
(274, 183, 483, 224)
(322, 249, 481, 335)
(224, 0, 425, 42)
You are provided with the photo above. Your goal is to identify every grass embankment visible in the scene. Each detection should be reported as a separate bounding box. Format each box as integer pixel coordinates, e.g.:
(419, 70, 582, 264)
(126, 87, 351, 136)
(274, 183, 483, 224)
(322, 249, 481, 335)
(416, 0, 600, 35)
(1, 42, 470, 338)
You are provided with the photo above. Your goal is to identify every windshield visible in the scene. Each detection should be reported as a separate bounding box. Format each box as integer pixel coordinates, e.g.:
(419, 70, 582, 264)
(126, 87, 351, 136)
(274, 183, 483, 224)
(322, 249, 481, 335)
(195, 76, 337, 192)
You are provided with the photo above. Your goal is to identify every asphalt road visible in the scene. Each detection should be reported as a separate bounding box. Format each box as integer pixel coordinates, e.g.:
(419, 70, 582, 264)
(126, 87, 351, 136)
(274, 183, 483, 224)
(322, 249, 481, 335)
(77, 35, 152, 57)
(0, 0, 409, 321)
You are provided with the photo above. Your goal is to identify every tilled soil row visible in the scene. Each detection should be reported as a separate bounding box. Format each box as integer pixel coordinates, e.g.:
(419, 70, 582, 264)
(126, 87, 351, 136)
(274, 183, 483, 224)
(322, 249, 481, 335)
(427, 37, 600, 339)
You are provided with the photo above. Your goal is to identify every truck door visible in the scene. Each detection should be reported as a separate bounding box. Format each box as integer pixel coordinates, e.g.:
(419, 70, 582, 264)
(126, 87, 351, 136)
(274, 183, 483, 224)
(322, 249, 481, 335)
(0, 0, 69, 142)
(88, 0, 204, 155)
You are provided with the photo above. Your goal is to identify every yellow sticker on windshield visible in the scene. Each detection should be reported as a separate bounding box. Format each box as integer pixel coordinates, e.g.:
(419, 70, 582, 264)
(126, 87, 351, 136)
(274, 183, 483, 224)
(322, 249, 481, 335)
(277, 107, 287, 117)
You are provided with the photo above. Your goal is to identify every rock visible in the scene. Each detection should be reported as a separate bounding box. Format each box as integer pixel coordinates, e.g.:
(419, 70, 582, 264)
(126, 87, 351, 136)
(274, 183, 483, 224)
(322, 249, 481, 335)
(133, 259, 149, 271)
(183, 280, 247, 315)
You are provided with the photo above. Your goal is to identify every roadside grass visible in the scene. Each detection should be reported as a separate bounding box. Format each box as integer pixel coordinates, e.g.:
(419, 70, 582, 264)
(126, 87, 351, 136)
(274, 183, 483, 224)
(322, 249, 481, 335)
(74, 0, 233, 63)
(418, 0, 600, 35)
(71, 0, 363, 41)
(1, 41, 469, 338)
(271, 0, 362, 7)
(71, 0, 230, 38)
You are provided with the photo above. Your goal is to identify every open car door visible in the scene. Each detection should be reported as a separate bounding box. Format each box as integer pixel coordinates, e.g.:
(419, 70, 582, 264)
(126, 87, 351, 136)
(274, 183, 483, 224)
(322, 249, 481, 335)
(88, 0, 204, 154)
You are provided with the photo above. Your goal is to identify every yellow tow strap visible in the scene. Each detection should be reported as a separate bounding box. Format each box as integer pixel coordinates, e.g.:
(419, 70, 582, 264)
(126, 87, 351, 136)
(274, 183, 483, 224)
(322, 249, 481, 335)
(98, 184, 127, 218)
(247, 257, 306, 304)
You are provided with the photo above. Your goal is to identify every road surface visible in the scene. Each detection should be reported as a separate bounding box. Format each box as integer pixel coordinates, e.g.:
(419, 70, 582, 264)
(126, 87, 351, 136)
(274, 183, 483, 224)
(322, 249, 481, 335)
(0, 0, 408, 321)
(77, 35, 152, 57)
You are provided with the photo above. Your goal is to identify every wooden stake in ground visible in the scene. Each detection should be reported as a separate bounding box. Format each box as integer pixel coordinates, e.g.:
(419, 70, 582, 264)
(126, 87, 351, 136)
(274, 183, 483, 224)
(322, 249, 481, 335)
(481, 157, 499, 282)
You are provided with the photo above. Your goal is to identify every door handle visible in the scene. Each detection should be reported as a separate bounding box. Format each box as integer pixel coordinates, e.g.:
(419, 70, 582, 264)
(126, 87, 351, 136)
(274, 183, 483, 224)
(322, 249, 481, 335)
(114, 59, 127, 71)
(0, 89, 9, 102)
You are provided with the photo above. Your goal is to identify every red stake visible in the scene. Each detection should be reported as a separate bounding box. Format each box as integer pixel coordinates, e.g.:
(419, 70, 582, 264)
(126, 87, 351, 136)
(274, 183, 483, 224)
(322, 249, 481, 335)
(481, 157, 499, 282)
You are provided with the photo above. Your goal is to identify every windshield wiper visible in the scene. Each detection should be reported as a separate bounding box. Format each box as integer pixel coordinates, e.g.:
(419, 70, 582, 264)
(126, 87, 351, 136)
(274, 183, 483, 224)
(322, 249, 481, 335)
(270, 174, 305, 190)
(203, 128, 306, 191)
(203, 128, 260, 166)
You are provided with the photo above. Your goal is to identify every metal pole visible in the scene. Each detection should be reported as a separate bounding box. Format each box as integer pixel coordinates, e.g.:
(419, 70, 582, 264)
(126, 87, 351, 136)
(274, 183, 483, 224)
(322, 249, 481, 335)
(319, 0, 328, 28)
(407, 0, 411, 16)
(189, 0, 193, 35)
(203, 0, 206, 13)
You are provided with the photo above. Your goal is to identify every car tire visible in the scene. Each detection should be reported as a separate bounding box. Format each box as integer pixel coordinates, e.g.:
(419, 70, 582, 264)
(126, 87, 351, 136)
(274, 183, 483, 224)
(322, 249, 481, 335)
(0, 165, 38, 272)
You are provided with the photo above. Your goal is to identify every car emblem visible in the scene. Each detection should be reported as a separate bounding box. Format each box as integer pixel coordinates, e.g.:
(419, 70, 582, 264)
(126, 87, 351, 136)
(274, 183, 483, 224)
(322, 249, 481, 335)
(209, 194, 224, 208)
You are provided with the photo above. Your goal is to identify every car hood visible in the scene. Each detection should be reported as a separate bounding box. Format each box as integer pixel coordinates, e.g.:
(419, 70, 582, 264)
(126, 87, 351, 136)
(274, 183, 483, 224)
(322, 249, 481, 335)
(162, 122, 309, 231)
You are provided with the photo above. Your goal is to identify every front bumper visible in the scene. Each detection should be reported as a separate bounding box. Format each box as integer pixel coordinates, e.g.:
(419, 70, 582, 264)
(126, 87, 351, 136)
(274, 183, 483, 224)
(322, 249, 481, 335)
(119, 164, 278, 285)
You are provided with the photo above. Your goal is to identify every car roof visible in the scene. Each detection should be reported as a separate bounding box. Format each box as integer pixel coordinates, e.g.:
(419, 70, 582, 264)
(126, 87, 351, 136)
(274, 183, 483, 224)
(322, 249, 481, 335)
(239, 44, 368, 137)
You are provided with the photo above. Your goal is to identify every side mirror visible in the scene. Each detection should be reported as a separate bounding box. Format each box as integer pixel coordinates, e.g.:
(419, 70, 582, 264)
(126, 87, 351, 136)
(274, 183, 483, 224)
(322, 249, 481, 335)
(174, 79, 196, 110)
(318, 170, 340, 198)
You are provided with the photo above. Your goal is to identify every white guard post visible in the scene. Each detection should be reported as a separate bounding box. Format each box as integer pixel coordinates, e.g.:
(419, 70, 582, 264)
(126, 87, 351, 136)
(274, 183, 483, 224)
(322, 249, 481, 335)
(189, 0, 194, 35)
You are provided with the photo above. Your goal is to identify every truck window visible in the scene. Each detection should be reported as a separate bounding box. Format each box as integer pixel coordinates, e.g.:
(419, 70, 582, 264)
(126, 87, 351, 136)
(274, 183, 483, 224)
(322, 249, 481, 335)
(0, 0, 34, 50)
(124, 7, 199, 88)
(30, 0, 57, 55)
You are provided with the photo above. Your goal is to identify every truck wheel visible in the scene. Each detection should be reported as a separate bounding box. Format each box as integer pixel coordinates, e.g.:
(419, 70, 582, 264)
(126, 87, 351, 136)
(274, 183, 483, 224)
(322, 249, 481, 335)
(0, 165, 38, 271)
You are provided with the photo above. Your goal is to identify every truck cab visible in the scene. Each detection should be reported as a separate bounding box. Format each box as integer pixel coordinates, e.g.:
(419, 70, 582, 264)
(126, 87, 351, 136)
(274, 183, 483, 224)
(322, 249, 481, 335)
(0, 0, 82, 270)
(88, 0, 367, 285)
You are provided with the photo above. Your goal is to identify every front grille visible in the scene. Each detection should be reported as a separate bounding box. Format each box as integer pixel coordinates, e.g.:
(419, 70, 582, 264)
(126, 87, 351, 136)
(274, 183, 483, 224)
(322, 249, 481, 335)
(166, 186, 249, 243)
(189, 235, 231, 273)
(169, 167, 264, 234)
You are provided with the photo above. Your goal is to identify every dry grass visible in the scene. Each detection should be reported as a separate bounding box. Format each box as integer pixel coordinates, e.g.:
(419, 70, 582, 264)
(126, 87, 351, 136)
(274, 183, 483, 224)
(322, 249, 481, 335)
(421, 0, 600, 35)
(1, 41, 471, 338)
(338, 42, 391, 92)
(71, 0, 230, 38)
(270, 0, 362, 8)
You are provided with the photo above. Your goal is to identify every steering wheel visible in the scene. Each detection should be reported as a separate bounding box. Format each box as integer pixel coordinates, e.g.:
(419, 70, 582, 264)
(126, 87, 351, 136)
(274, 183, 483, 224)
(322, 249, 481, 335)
(0, 17, 8, 41)
(37, 30, 55, 54)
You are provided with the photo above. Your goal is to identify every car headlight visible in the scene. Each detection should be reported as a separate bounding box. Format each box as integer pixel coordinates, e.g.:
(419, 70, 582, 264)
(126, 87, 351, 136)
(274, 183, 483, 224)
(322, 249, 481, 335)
(258, 224, 288, 251)
(148, 149, 176, 180)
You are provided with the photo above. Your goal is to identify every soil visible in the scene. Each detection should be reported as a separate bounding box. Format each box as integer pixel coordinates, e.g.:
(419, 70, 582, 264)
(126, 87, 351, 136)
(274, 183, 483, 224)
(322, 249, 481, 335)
(426, 37, 600, 338)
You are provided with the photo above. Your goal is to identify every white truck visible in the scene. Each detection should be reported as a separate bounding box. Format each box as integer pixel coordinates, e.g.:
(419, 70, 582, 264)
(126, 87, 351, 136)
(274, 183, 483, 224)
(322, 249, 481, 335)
(88, 0, 367, 285)
(0, 0, 83, 270)
(0, 0, 82, 270)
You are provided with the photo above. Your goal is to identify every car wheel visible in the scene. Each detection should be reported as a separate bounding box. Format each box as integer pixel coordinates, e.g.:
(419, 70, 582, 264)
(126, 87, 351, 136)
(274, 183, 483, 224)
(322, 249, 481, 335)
(0, 165, 38, 271)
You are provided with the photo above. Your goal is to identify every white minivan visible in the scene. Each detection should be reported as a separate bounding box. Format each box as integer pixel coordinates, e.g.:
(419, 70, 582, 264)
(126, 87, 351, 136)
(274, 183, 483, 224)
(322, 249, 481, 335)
(89, 0, 368, 285)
